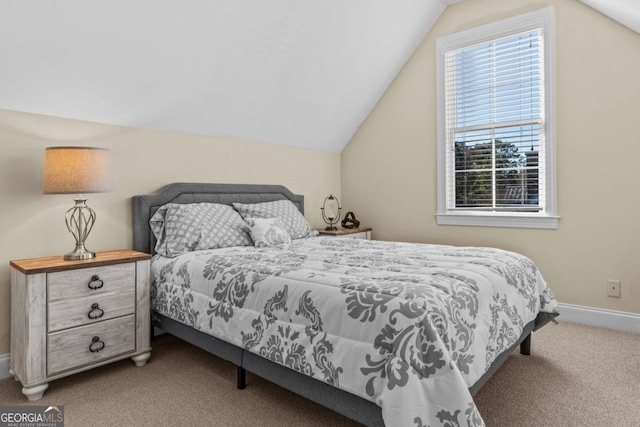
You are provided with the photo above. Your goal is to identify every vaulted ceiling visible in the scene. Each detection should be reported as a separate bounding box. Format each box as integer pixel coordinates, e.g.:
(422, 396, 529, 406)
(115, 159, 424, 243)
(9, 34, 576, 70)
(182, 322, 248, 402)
(1, 1, 637, 153)
(0, 0, 458, 152)
(579, 0, 640, 34)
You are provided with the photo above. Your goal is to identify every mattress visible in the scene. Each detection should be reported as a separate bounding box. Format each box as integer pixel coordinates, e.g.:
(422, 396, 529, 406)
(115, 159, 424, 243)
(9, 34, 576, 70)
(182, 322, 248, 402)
(150, 236, 558, 427)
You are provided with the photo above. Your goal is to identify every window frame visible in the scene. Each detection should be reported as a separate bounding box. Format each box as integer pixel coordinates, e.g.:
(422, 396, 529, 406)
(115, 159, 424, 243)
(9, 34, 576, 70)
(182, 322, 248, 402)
(436, 7, 558, 229)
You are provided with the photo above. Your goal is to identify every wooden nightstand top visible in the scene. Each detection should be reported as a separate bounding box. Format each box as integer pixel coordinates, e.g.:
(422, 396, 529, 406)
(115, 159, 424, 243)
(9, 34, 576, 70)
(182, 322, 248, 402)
(317, 227, 372, 237)
(10, 249, 151, 274)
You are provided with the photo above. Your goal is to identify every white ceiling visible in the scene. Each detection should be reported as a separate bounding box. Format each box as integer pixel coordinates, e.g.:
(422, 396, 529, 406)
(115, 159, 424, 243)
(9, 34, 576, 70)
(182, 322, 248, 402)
(579, 0, 640, 34)
(2, 1, 637, 153)
(0, 0, 457, 152)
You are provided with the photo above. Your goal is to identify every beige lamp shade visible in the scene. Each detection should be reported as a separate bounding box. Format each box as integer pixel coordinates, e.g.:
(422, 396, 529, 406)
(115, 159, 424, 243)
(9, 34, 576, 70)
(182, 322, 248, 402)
(43, 146, 114, 194)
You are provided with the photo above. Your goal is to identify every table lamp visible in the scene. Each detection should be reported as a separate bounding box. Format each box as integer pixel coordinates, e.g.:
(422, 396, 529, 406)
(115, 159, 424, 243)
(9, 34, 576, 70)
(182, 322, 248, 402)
(42, 147, 114, 260)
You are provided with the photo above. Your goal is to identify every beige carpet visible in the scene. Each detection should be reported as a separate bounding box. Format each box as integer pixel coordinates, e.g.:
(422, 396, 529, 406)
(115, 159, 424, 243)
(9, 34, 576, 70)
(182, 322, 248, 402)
(1, 321, 638, 426)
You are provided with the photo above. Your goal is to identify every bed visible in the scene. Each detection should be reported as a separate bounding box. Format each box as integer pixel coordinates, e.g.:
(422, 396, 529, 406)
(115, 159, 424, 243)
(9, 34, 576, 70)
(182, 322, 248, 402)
(132, 182, 558, 427)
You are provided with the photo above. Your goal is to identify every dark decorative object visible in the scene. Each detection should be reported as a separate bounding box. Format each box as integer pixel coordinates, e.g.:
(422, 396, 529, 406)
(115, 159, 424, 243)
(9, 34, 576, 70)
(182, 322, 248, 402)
(321, 195, 341, 231)
(341, 212, 360, 229)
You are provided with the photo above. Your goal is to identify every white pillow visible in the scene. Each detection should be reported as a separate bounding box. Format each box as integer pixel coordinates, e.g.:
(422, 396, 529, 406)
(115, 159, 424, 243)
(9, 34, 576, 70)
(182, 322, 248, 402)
(245, 217, 291, 248)
(233, 199, 318, 240)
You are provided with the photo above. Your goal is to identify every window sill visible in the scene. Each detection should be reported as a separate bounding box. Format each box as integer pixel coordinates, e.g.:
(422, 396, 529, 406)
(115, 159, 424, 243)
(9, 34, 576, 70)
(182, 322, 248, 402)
(436, 212, 559, 229)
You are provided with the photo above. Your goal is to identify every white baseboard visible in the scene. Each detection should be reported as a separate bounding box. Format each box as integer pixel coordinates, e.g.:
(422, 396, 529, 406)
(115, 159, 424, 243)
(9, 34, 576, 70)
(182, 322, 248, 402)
(0, 352, 10, 380)
(557, 303, 640, 334)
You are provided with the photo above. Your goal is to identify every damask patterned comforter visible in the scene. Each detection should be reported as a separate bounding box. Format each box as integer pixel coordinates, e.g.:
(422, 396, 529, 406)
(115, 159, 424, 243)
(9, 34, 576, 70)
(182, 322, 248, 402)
(151, 237, 558, 427)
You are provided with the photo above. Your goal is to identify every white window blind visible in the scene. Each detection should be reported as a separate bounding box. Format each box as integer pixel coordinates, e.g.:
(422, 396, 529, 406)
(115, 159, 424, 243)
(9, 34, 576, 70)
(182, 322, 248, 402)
(445, 30, 544, 212)
(436, 7, 557, 229)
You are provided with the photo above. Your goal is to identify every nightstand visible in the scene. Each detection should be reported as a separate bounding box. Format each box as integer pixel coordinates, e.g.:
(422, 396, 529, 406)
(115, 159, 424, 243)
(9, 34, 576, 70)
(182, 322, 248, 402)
(9, 249, 152, 401)
(317, 227, 372, 240)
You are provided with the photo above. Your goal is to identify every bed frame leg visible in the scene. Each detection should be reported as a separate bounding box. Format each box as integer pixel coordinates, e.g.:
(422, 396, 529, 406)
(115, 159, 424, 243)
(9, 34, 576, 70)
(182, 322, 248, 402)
(150, 325, 156, 342)
(520, 333, 531, 355)
(237, 367, 246, 390)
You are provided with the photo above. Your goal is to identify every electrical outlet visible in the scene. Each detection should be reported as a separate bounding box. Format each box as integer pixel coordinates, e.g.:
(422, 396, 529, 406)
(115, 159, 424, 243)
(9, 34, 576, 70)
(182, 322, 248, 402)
(607, 280, 621, 298)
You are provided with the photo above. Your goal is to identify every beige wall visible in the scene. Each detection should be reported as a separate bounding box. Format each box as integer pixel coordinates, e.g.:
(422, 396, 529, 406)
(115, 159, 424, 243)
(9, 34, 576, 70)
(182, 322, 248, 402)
(0, 109, 341, 354)
(342, 0, 640, 314)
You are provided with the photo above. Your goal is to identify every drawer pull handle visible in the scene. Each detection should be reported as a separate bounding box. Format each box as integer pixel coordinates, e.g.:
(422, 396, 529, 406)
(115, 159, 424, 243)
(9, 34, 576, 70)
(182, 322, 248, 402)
(88, 303, 105, 320)
(89, 336, 105, 353)
(88, 275, 104, 290)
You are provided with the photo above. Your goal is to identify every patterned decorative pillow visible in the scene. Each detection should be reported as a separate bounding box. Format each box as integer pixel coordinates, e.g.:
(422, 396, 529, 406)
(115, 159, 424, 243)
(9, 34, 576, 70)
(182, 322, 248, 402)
(233, 199, 318, 240)
(245, 217, 291, 248)
(150, 203, 252, 257)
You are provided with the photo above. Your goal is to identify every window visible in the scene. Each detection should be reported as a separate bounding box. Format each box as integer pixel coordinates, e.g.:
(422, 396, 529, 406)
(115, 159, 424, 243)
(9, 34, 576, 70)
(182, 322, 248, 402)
(436, 7, 558, 229)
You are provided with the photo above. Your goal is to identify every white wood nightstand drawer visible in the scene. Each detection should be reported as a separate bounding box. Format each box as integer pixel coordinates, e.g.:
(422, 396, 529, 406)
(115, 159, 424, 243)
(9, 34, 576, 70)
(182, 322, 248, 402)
(317, 227, 372, 240)
(48, 289, 135, 332)
(338, 231, 369, 239)
(47, 314, 136, 376)
(10, 250, 151, 401)
(48, 263, 135, 301)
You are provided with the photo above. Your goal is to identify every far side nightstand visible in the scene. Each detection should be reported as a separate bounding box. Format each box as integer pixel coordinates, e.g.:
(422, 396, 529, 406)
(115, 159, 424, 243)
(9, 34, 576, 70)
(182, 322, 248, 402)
(9, 249, 152, 401)
(317, 227, 372, 240)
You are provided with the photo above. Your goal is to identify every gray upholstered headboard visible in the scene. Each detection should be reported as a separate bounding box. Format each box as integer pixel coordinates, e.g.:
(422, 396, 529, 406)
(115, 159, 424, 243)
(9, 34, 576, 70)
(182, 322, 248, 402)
(132, 183, 305, 255)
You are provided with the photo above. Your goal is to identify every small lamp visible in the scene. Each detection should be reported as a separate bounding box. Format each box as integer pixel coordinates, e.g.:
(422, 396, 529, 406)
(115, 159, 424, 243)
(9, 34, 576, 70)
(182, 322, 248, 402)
(321, 195, 341, 231)
(43, 147, 114, 260)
